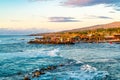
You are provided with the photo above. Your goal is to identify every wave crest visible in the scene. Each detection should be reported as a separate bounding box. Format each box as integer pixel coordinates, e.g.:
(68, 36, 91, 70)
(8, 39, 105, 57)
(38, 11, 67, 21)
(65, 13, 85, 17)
(80, 64, 97, 72)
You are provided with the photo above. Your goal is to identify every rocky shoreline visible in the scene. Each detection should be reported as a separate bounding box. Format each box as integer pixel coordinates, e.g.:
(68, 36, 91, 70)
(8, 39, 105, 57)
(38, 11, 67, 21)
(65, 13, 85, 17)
(28, 34, 120, 44)
(28, 24, 120, 44)
(28, 40, 75, 44)
(24, 64, 64, 80)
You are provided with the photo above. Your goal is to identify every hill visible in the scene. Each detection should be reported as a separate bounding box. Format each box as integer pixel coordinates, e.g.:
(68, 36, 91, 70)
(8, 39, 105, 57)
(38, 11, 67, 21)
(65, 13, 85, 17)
(61, 21, 120, 32)
(30, 21, 120, 36)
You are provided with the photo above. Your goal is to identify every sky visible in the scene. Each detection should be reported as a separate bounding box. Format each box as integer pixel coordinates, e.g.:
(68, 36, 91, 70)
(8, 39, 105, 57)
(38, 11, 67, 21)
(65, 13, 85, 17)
(0, 0, 120, 34)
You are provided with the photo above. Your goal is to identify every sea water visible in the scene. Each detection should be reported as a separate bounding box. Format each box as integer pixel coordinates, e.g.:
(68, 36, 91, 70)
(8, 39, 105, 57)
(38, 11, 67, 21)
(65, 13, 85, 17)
(0, 35, 120, 80)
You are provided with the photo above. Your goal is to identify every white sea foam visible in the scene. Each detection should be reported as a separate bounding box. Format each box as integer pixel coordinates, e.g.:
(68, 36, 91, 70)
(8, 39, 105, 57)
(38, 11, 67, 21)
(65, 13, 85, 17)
(47, 48, 60, 57)
(0, 48, 61, 60)
(83, 58, 117, 63)
(0, 48, 47, 60)
(34, 64, 109, 80)
(40, 68, 109, 80)
(80, 64, 97, 72)
(15, 48, 61, 58)
(76, 60, 83, 64)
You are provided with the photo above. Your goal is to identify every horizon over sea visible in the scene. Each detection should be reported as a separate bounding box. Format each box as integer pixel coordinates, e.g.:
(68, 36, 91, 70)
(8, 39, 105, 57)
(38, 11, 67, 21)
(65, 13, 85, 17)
(0, 35, 120, 80)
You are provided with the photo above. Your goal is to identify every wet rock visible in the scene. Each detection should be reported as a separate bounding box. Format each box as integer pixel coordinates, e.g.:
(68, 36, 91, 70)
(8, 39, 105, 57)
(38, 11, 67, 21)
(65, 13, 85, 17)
(24, 75, 30, 80)
(46, 66, 57, 71)
(33, 70, 41, 77)
(23, 64, 65, 79)
(32, 70, 45, 78)
(17, 72, 22, 75)
(40, 67, 48, 71)
(47, 66, 51, 70)
(40, 66, 57, 71)
(59, 64, 64, 67)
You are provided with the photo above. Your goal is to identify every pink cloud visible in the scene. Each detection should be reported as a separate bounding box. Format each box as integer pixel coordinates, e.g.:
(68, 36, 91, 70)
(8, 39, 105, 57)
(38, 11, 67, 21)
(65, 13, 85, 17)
(63, 0, 120, 8)
(28, 0, 51, 2)
(64, 0, 93, 6)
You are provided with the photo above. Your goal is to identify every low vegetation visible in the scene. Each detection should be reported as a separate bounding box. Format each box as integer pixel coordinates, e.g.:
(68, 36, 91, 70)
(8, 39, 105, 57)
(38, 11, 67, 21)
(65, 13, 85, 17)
(57, 27, 120, 43)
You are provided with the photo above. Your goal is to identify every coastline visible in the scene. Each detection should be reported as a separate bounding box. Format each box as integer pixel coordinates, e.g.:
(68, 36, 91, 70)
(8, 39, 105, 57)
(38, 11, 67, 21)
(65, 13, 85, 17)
(1, 35, 120, 80)
(28, 34, 120, 44)
(28, 26, 120, 45)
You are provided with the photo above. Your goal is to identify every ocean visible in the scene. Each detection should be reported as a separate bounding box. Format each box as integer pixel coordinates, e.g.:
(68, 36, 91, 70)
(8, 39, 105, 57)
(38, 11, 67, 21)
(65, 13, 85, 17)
(0, 35, 120, 80)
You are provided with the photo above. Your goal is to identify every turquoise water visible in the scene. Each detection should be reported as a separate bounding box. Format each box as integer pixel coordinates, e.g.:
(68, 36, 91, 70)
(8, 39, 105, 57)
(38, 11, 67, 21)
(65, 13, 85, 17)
(0, 35, 120, 80)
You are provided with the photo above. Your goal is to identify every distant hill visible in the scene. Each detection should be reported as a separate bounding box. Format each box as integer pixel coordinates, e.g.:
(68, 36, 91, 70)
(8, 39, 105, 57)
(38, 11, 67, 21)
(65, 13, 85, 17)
(30, 21, 120, 36)
(61, 21, 120, 32)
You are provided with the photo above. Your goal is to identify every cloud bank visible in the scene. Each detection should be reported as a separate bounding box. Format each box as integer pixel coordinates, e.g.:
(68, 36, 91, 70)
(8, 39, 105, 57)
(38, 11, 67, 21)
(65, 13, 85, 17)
(90, 15, 113, 19)
(29, 0, 120, 11)
(0, 28, 52, 35)
(49, 17, 79, 22)
(29, 0, 48, 1)
(63, 0, 120, 7)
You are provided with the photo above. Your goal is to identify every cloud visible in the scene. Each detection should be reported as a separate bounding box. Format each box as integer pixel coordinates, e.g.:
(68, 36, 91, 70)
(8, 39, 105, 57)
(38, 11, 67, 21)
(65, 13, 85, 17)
(0, 28, 53, 35)
(63, 0, 92, 6)
(49, 17, 79, 22)
(96, 16, 113, 19)
(115, 8, 120, 11)
(109, 11, 116, 13)
(63, 0, 120, 7)
(89, 15, 113, 19)
(28, 0, 120, 11)
(28, 0, 52, 2)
